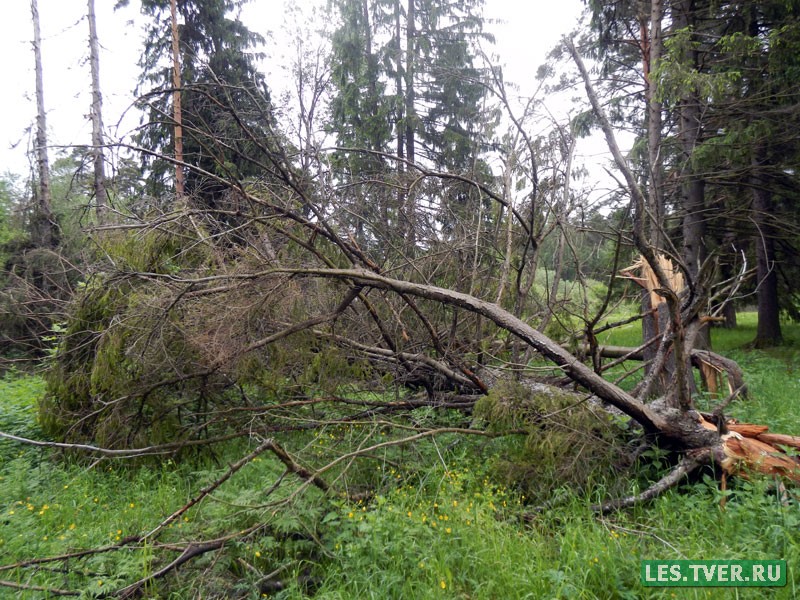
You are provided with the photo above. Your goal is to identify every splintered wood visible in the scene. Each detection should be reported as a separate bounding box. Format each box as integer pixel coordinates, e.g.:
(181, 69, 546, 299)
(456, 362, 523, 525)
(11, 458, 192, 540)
(699, 417, 800, 483)
(619, 254, 685, 309)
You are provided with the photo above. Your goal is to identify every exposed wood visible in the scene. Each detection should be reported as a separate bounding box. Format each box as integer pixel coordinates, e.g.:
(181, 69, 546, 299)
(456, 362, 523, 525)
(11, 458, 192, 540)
(727, 423, 769, 437)
(691, 349, 747, 398)
(572, 343, 746, 399)
(757, 433, 800, 450)
(699, 416, 800, 482)
(721, 435, 800, 483)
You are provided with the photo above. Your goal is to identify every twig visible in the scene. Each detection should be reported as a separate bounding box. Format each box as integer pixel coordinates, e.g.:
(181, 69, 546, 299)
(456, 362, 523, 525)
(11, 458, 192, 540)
(591, 452, 710, 514)
(0, 580, 79, 596)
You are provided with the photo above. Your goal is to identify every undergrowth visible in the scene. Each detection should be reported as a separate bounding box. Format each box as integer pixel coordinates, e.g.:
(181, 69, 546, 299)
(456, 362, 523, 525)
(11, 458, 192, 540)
(0, 313, 798, 598)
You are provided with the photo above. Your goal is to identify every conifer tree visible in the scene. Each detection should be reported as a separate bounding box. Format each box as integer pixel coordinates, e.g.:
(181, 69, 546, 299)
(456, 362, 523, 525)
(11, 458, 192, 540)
(118, 0, 272, 205)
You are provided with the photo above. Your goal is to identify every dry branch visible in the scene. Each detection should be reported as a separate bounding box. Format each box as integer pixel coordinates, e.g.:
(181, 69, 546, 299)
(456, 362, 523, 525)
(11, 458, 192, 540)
(0, 579, 79, 597)
(592, 450, 714, 514)
(0, 431, 245, 457)
(274, 266, 721, 447)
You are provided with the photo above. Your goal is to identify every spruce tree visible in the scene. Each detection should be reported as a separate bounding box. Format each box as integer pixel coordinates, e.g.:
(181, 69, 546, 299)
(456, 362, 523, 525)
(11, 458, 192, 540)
(328, 0, 496, 251)
(118, 0, 273, 206)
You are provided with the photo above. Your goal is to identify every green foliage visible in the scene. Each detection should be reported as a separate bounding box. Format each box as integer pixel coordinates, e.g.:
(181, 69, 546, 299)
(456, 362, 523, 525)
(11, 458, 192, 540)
(475, 379, 625, 502)
(40, 225, 217, 447)
(4, 310, 800, 598)
(0, 173, 28, 265)
(654, 27, 746, 108)
(121, 0, 273, 198)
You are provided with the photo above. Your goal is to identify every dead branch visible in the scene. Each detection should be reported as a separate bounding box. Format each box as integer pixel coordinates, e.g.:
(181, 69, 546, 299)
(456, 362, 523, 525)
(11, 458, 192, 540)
(275, 267, 696, 440)
(591, 449, 716, 514)
(263, 438, 331, 493)
(0, 430, 244, 457)
(109, 527, 262, 599)
(0, 579, 79, 597)
(140, 439, 275, 540)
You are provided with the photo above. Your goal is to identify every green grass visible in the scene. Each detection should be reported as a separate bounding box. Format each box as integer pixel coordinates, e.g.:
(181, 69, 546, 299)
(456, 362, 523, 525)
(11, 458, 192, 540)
(310, 477, 799, 599)
(1, 313, 799, 598)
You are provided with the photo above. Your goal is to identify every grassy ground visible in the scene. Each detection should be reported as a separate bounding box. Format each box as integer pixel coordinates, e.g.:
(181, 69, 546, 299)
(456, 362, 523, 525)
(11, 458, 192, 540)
(1, 314, 799, 598)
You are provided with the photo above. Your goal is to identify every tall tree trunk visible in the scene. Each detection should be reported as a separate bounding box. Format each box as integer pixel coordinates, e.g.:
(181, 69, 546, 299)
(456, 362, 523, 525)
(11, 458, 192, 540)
(393, 0, 406, 246)
(403, 0, 417, 252)
(641, 0, 668, 385)
(672, 0, 710, 350)
(87, 0, 108, 223)
(404, 0, 416, 168)
(170, 0, 185, 200)
(752, 156, 782, 347)
(645, 0, 664, 250)
(30, 0, 56, 248)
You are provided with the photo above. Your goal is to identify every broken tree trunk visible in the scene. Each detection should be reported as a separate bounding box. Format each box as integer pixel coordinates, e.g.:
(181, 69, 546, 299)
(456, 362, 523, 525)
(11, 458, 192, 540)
(279, 266, 721, 450)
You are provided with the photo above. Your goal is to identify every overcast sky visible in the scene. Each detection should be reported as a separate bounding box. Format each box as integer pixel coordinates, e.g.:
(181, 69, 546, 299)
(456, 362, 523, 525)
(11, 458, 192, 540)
(0, 0, 588, 181)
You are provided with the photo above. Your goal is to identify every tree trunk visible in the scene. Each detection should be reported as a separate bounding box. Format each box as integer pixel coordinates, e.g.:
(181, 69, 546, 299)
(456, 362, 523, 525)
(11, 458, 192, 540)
(640, 0, 671, 386)
(30, 0, 56, 248)
(672, 0, 710, 351)
(403, 0, 417, 252)
(170, 0, 185, 200)
(752, 159, 782, 347)
(645, 0, 664, 251)
(393, 0, 407, 248)
(87, 0, 108, 223)
(284, 266, 720, 449)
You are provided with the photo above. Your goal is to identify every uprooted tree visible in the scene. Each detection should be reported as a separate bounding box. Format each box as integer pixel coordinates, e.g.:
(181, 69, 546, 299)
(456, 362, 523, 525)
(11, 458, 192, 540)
(37, 31, 798, 493)
(4, 6, 800, 595)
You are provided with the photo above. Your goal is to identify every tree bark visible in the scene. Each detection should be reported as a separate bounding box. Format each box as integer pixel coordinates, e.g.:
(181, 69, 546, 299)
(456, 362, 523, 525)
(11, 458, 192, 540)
(645, 0, 664, 250)
(403, 0, 417, 252)
(87, 0, 108, 223)
(752, 160, 782, 347)
(30, 0, 56, 248)
(671, 0, 710, 350)
(170, 0, 185, 200)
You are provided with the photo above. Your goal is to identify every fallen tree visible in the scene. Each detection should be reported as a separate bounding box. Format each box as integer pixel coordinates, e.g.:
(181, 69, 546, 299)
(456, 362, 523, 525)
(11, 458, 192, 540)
(5, 31, 800, 599)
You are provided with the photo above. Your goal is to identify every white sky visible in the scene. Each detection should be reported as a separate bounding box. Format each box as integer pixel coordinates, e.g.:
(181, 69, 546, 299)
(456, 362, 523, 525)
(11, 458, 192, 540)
(0, 0, 592, 182)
